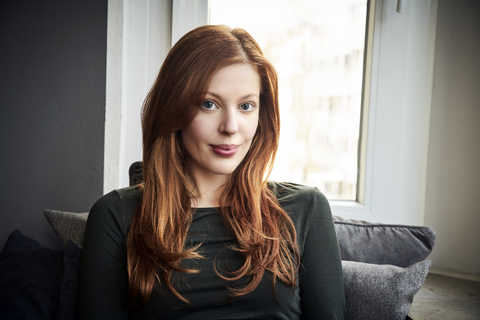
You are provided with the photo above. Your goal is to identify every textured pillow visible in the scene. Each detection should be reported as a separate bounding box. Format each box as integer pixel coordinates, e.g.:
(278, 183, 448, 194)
(44, 209, 88, 247)
(333, 215, 436, 267)
(343, 260, 431, 320)
(0, 230, 64, 319)
(56, 239, 82, 320)
(44, 209, 436, 267)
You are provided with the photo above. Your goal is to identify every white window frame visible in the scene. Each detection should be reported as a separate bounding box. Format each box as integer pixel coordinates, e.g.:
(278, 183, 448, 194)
(106, 0, 438, 226)
(336, 0, 437, 225)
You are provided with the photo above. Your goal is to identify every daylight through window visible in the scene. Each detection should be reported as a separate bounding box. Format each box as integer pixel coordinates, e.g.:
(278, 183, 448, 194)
(210, 0, 368, 200)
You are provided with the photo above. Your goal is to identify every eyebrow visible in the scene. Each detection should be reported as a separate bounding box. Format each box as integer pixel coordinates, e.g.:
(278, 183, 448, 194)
(206, 91, 260, 101)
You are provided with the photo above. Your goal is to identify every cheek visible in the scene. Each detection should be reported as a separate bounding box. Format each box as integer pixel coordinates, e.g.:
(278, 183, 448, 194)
(247, 121, 259, 141)
(182, 117, 209, 145)
(245, 113, 261, 149)
(246, 113, 260, 140)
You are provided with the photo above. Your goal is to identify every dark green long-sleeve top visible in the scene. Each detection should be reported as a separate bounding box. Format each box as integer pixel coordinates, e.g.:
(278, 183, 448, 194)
(77, 182, 347, 319)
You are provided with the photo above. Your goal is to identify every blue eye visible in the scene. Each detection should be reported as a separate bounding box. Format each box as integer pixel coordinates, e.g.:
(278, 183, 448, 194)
(240, 103, 254, 111)
(202, 101, 216, 110)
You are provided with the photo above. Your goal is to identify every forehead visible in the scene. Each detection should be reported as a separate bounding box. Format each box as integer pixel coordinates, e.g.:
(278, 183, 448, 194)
(208, 63, 260, 97)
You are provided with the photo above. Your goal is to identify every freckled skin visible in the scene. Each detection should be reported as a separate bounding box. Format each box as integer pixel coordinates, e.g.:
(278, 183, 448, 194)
(181, 64, 260, 183)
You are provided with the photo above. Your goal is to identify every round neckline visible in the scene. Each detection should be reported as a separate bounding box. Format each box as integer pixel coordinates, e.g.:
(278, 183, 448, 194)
(192, 207, 220, 212)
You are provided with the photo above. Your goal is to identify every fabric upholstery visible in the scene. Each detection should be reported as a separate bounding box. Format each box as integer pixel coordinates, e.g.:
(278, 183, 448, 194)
(333, 215, 436, 267)
(44, 209, 88, 247)
(342, 260, 431, 320)
(0, 230, 64, 319)
(56, 239, 82, 320)
(45, 209, 436, 270)
(129, 161, 143, 186)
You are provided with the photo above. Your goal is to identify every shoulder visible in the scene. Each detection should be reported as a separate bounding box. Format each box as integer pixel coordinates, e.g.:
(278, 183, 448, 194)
(268, 181, 333, 232)
(268, 181, 329, 209)
(88, 186, 142, 236)
(91, 186, 141, 213)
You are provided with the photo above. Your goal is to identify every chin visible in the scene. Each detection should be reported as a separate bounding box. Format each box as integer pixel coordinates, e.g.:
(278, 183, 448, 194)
(210, 167, 239, 176)
(209, 161, 242, 176)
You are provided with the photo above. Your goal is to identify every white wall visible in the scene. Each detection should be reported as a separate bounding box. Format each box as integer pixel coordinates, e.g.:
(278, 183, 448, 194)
(425, 0, 480, 281)
(104, 0, 172, 193)
(104, 0, 124, 193)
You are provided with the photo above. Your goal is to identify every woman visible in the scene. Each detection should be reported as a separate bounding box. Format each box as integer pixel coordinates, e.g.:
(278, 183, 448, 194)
(77, 25, 347, 319)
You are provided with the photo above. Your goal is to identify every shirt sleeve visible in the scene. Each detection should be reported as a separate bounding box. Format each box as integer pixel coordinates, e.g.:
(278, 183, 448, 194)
(76, 190, 130, 319)
(299, 188, 347, 319)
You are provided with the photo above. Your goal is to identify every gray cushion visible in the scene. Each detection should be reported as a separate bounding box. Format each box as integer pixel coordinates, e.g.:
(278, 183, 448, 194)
(44, 209, 436, 268)
(44, 210, 88, 247)
(343, 260, 431, 320)
(333, 215, 436, 267)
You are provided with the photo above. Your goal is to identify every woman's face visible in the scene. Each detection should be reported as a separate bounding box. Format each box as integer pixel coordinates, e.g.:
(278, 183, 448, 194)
(181, 63, 260, 182)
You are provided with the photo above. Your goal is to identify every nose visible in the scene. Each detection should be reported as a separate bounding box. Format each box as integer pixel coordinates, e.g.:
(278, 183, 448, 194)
(219, 108, 238, 135)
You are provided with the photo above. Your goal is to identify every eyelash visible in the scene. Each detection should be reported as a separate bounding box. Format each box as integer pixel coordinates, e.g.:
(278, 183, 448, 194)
(201, 100, 216, 110)
(201, 101, 256, 112)
(240, 103, 254, 111)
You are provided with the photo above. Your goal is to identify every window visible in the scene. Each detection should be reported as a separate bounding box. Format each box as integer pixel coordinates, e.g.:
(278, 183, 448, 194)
(110, 0, 437, 225)
(210, 0, 368, 201)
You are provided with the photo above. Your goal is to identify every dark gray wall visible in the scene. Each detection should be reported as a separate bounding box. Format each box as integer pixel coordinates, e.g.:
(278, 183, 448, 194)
(0, 0, 107, 250)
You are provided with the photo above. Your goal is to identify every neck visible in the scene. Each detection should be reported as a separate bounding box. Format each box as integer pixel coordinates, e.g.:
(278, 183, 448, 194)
(188, 172, 229, 208)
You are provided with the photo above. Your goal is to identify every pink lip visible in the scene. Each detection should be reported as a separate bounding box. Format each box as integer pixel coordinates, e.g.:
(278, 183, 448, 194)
(210, 144, 239, 157)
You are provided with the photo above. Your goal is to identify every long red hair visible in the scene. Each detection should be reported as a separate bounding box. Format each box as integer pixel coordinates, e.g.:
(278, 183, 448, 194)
(127, 25, 299, 306)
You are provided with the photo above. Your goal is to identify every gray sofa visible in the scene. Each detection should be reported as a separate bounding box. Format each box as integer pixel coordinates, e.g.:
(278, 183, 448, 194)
(0, 162, 436, 319)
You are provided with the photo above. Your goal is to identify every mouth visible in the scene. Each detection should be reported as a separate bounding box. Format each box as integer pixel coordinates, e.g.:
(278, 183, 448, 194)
(210, 144, 239, 157)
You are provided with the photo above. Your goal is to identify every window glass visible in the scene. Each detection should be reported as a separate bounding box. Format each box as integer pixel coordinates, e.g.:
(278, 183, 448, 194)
(210, 0, 368, 200)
